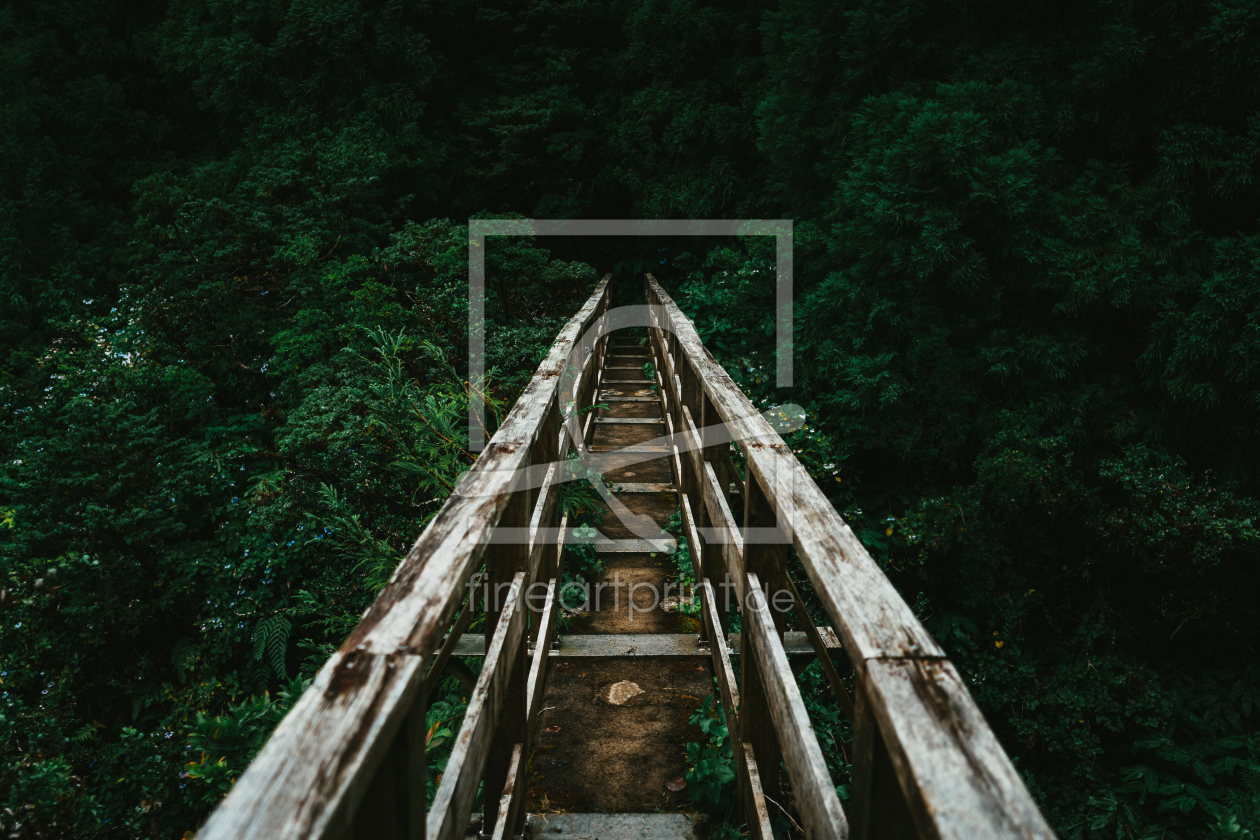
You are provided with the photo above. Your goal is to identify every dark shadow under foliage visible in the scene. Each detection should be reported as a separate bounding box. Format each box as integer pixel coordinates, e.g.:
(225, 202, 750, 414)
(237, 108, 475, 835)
(2, 1, 1259, 838)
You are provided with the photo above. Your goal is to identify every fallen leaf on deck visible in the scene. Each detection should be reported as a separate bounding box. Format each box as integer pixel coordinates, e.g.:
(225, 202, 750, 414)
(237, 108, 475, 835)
(666, 777, 687, 792)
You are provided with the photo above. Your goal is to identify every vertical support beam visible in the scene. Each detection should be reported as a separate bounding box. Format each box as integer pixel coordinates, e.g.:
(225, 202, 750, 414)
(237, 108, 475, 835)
(483, 458, 531, 836)
(348, 673, 427, 840)
(408, 696, 426, 840)
(700, 387, 737, 513)
(740, 743, 776, 840)
(679, 493, 705, 643)
(595, 285, 610, 383)
(739, 475, 789, 814)
(850, 677, 919, 840)
(697, 389, 732, 633)
(530, 398, 560, 642)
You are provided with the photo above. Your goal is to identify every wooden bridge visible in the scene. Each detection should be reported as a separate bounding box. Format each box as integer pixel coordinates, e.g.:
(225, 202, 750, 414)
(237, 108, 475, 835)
(198, 276, 1056, 839)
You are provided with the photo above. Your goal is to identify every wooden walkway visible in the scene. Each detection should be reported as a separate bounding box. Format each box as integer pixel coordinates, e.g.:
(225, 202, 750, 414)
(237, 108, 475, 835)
(197, 275, 1057, 840)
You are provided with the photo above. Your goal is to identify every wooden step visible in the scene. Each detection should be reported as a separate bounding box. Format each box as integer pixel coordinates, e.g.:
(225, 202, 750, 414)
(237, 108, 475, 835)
(464, 812, 703, 840)
(516, 813, 701, 839)
(589, 445, 667, 453)
(610, 482, 674, 493)
(595, 417, 663, 424)
(599, 395, 660, 402)
(444, 631, 842, 658)
(593, 537, 675, 553)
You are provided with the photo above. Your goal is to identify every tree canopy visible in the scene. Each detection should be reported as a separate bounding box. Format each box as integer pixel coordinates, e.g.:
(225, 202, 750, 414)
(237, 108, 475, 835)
(2, 1, 1258, 837)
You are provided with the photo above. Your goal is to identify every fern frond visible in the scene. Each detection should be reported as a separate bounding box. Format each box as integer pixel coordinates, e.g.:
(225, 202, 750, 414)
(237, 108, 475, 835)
(253, 614, 292, 680)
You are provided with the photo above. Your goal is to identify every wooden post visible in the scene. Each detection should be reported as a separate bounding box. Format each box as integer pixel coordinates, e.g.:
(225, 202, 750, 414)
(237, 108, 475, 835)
(530, 398, 561, 642)
(346, 677, 426, 840)
(483, 457, 531, 837)
(739, 475, 789, 814)
(698, 390, 733, 633)
(850, 676, 919, 840)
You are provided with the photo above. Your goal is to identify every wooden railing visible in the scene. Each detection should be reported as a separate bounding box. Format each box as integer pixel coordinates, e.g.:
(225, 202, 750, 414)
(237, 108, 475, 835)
(197, 271, 1056, 840)
(643, 274, 1055, 840)
(197, 276, 613, 840)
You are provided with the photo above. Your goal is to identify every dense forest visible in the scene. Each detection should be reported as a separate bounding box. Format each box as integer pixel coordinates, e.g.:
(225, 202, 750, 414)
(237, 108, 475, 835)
(2, 0, 1259, 837)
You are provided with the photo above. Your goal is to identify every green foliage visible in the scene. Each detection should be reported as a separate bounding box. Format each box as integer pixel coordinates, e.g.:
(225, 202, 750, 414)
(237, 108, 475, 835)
(559, 523, 606, 616)
(4, 0, 1260, 835)
(251, 615, 292, 681)
(666, 509, 699, 616)
(424, 671, 477, 811)
(184, 678, 308, 805)
(1, 199, 593, 834)
(684, 694, 736, 813)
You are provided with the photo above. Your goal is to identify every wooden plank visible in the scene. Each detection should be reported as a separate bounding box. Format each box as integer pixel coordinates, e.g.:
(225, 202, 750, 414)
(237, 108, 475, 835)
(702, 462, 744, 602)
(610, 482, 675, 493)
(860, 659, 1057, 840)
(599, 396, 660, 402)
(526, 391, 563, 647)
(850, 678, 918, 840)
(645, 277, 941, 664)
(588, 444, 668, 453)
(344, 278, 610, 659)
(440, 658, 477, 693)
(483, 459, 531, 837)
(741, 474, 789, 805)
(552, 512, 568, 583)
(195, 651, 425, 840)
(670, 444, 686, 503)
(523, 398, 554, 527)
(489, 743, 524, 840)
(702, 390, 738, 512)
(424, 587, 476, 696)
(698, 579, 740, 737)
(742, 743, 777, 840)
(526, 579, 558, 721)
(594, 417, 664, 424)
(527, 463, 558, 590)
(715, 446, 742, 509)
(592, 537, 675, 553)
(427, 573, 526, 840)
(744, 573, 849, 840)
(784, 574, 855, 720)
(680, 405, 704, 489)
(443, 631, 838, 658)
(741, 622, 784, 805)
(348, 682, 426, 840)
(679, 492, 704, 586)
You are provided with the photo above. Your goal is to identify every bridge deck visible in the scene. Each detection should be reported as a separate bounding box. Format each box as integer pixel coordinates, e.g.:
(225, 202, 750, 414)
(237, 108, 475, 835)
(196, 274, 1056, 840)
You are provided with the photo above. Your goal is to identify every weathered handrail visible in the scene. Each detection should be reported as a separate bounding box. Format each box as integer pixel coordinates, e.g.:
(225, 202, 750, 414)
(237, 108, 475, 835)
(197, 275, 612, 840)
(197, 270, 1054, 840)
(643, 274, 1056, 840)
